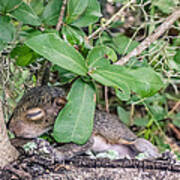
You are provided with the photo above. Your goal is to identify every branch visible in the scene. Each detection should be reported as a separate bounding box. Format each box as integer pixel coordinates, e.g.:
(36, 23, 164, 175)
(115, 9, 180, 65)
(56, 0, 68, 31)
(87, 0, 136, 40)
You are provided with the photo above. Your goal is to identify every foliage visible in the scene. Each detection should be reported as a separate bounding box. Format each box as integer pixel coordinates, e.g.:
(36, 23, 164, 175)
(0, 0, 180, 154)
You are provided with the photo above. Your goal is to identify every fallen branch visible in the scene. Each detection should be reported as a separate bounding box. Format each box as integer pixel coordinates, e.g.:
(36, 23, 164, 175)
(115, 9, 180, 65)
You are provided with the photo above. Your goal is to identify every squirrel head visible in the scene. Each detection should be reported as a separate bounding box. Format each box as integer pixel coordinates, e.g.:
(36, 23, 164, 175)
(8, 86, 67, 138)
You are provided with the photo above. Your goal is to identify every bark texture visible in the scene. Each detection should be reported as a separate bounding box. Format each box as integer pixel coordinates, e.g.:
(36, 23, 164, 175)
(0, 100, 19, 168)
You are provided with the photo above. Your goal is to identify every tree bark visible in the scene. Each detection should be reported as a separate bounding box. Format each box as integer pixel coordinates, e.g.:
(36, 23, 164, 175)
(0, 100, 19, 168)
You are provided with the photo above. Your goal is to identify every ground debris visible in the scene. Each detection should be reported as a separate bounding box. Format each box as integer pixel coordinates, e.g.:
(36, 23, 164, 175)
(0, 153, 180, 180)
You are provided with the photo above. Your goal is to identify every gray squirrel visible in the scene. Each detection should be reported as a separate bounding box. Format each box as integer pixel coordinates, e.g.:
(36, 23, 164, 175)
(9, 86, 160, 161)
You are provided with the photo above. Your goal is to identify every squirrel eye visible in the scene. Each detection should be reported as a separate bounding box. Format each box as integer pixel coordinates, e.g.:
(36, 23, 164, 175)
(26, 108, 45, 121)
(56, 97, 67, 106)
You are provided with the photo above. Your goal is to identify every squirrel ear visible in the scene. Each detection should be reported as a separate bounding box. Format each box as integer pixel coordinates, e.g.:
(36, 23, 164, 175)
(26, 107, 45, 121)
(55, 97, 67, 107)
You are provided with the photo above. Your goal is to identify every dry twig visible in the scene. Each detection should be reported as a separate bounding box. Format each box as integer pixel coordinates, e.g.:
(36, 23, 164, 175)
(56, 0, 68, 31)
(87, 0, 136, 40)
(105, 86, 109, 113)
(168, 101, 180, 116)
(115, 9, 180, 65)
(168, 123, 180, 140)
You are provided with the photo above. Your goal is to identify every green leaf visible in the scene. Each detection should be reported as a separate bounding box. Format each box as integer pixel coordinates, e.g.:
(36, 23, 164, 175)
(52, 65, 77, 85)
(134, 116, 149, 127)
(170, 49, 180, 71)
(90, 66, 131, 99)
(90, 65, 163, 97)
(0, 40, 7, 51)
(30, 0, 44, 16)
(41, 0, 62, 26)
(117, 106, 130, 125)
(152, 0, 178, 14)
(174, 50, 180, 64)
(0, 0, 22, 13)
(66, 0, 88, 24)
(113, 34, 139, 55)
(53, 79, 96, 144)
(87, 46, 117, 68)
(62, 25, 85, 45)
(10, 2, 41, 26)
(25, 33, 87, 76)
(172, 113, 180, 128)
(71, 0, 102, 27)
(0, 16, 15, 42)
(148, 104, 166, 121)
(128, 67, 164, 97)
(115, 88, 130, 101)
(95, 32, 112, 46)
(11, 45, 38, 66)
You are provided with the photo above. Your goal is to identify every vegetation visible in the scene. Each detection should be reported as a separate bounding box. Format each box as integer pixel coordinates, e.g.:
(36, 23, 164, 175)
(0, 0, 180, 159)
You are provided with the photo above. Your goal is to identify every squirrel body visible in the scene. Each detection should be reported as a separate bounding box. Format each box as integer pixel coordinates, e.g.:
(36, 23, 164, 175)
(9, 86, 159, 160)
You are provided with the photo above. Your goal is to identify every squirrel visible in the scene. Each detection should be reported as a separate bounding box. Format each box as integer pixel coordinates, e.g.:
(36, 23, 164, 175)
(8, 86, 160, 161)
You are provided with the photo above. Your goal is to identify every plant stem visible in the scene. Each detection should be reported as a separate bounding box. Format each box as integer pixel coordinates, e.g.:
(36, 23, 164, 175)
(56, 0, 68, 31)
(87, 0, 136, 40)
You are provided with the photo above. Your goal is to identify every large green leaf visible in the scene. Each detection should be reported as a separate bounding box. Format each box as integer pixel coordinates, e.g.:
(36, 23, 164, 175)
(0, 16, 15, 43)
(66, 0, 88, 24)
(90, 65, 131, 99)
(128, 67, 164, 97)
(0, 0, 22, 13)
(53, 79, 96, 144)
(10, 2, 41, 26)
(25, 33, 87, 75)
(71, 0, 101, 27)
(30, 0, 44, 16)
(41, 0, 62, 25)
(90, 65, 164, 97)
(87, 46, 117, 68)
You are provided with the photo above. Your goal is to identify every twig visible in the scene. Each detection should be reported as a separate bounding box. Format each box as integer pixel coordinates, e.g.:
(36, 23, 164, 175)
(168, 123, 180, 140)
(115, 9, 180, 65)
(168, 101, 180, 116)
(56, 0, 68, 31)
(130, 104, 134, 126)
(87, 0, 136, 40)
(105, 86, 109, 113)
